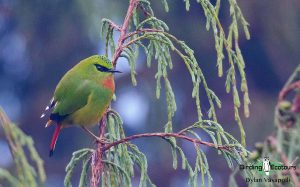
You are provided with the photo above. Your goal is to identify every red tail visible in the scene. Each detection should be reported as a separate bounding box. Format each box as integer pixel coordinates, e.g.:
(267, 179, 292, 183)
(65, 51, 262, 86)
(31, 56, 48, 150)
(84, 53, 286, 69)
(49, 123, 62, 157)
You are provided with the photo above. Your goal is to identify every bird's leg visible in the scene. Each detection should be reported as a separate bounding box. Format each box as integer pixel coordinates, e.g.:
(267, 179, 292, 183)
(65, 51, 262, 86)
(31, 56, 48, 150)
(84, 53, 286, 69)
(81, 126, 110, 144)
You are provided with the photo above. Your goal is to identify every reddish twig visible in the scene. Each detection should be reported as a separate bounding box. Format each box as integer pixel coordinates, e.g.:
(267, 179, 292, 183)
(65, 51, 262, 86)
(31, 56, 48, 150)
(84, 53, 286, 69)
(90, 117, 107, 187)
(281, 169, 300, 176)
(276, 80, 300, 128)
(112, 0, 139, 66)
(268, 136, 300, 186)
(121, 29, 175, 51)
(278, 81, 300, 102)
(123, 28, 164, 41)
(103, 132, 231, 151)
(106, 19, 121, 31)
(91, 1, 139, 185)
(137, 3, 152, 17)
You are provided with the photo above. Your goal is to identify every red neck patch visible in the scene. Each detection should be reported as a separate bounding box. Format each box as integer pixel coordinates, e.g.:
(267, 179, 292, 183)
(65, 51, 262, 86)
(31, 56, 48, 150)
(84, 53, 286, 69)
(102, 76, 115, 91)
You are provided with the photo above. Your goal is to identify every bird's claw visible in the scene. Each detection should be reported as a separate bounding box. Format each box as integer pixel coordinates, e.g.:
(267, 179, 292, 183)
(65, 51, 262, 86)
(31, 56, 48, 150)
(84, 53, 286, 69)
(95, 137, 110, 144)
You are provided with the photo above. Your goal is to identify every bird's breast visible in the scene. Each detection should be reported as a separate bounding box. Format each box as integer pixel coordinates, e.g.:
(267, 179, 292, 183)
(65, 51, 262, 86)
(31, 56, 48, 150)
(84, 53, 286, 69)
(101, 76, 115, 92)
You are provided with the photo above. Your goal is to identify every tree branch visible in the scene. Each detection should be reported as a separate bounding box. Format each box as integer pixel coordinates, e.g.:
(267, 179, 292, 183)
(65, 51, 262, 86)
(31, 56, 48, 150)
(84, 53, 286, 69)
(278, 81, 300, 102)
(112, 0, 139, 66)
(90, 117, 107, 187)
(124, 28, 164, 40)
(103, 132, 231, 151)
(106, 19, 121, 31)
(91, 1, 139, 185)
(268, 136, 300, 186)
(137, 3, 152, 17)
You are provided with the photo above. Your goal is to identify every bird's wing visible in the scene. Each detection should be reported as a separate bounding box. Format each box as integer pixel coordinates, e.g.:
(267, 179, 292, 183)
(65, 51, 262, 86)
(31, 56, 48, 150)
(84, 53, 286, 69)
(51, 72, 92, 119)
(40, 97, 56, 118)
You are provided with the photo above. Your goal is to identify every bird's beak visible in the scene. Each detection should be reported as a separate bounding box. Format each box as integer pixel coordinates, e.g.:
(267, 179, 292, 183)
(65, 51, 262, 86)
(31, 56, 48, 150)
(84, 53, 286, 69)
(108, 69, 122, 73)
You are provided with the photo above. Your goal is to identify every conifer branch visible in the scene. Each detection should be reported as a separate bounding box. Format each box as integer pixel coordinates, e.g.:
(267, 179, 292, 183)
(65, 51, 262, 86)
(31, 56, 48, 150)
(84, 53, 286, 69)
(124, 28, 164, 40)
(278, 80, 300, 102)
(82, 0, 251, 186)
(0, 109, 46, 186)
(112, 0, 138, 66)
(231, 64, 300, 186)
(268, 136, 300, 186)
(91, 0, 139, 186)
(90, 116, 107, 187)
(103, 132, 232, 151)
(105, 19, 121, 31)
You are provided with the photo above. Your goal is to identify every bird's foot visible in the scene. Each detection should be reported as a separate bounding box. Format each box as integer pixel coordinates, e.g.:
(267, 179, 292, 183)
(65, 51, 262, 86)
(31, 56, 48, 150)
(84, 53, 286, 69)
(81, 126, 110, 144)
(95, 137, 110, 144)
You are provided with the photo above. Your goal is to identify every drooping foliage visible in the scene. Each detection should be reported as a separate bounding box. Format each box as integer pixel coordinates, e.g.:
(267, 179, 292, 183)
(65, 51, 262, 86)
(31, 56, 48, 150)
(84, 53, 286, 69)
(64, 0, 251, 186)
(0, 109, 46, 187)
(230, 65, 300, 186)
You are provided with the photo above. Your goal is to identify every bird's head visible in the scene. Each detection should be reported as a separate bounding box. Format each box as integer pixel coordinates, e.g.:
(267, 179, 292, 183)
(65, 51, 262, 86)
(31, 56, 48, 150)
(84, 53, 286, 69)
(79, 55, 121, 76)
(90, 55, 121, 74)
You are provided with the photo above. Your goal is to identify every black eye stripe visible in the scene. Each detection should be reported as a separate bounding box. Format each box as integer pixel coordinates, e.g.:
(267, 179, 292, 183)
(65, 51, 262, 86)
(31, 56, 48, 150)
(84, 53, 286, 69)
(94, 64, 110, 72)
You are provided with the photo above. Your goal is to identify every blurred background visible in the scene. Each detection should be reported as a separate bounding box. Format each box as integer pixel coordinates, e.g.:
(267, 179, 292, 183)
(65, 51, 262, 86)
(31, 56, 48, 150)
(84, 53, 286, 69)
(0, 0, 299, 186)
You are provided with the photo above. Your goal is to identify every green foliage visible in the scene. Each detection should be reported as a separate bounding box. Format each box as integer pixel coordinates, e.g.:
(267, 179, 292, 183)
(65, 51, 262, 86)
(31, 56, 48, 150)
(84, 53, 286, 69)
(274, 65, 300, 161)
(196, 0, 251, 146)
(64, 111, 249, 187)
(63, 111, 155, 187)
(66, 0, 250, 186)
(0, 108, 46, 187)
(166, 120, 249, 187)
(102, 110, 154, 187)
(103, 0, 250, 145)
(230, 65, 300, 186)
(64, 148, 93, 187)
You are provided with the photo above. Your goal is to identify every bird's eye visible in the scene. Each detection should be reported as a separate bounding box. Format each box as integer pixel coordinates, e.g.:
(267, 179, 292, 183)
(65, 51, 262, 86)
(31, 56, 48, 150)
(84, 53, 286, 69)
(94, 64, 110, 72)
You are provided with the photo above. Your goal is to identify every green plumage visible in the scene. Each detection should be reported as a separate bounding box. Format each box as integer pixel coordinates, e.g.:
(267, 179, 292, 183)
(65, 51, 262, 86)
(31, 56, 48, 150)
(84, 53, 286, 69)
(43, 55, 119, 156)
(51, 55, 115, 126)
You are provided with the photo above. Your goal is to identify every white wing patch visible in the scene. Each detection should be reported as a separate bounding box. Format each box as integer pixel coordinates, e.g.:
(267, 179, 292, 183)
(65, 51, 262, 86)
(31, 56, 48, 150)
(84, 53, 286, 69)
(40, 97, 56, 119)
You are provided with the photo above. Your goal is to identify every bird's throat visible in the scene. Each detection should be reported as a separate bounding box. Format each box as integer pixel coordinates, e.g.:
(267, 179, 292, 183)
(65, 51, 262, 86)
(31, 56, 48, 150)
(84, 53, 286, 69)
(102, 76, 115, 91)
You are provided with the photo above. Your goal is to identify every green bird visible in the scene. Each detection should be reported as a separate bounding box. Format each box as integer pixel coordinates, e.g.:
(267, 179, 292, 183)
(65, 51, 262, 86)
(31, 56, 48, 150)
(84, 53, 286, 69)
(41, 55, 121, 157)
